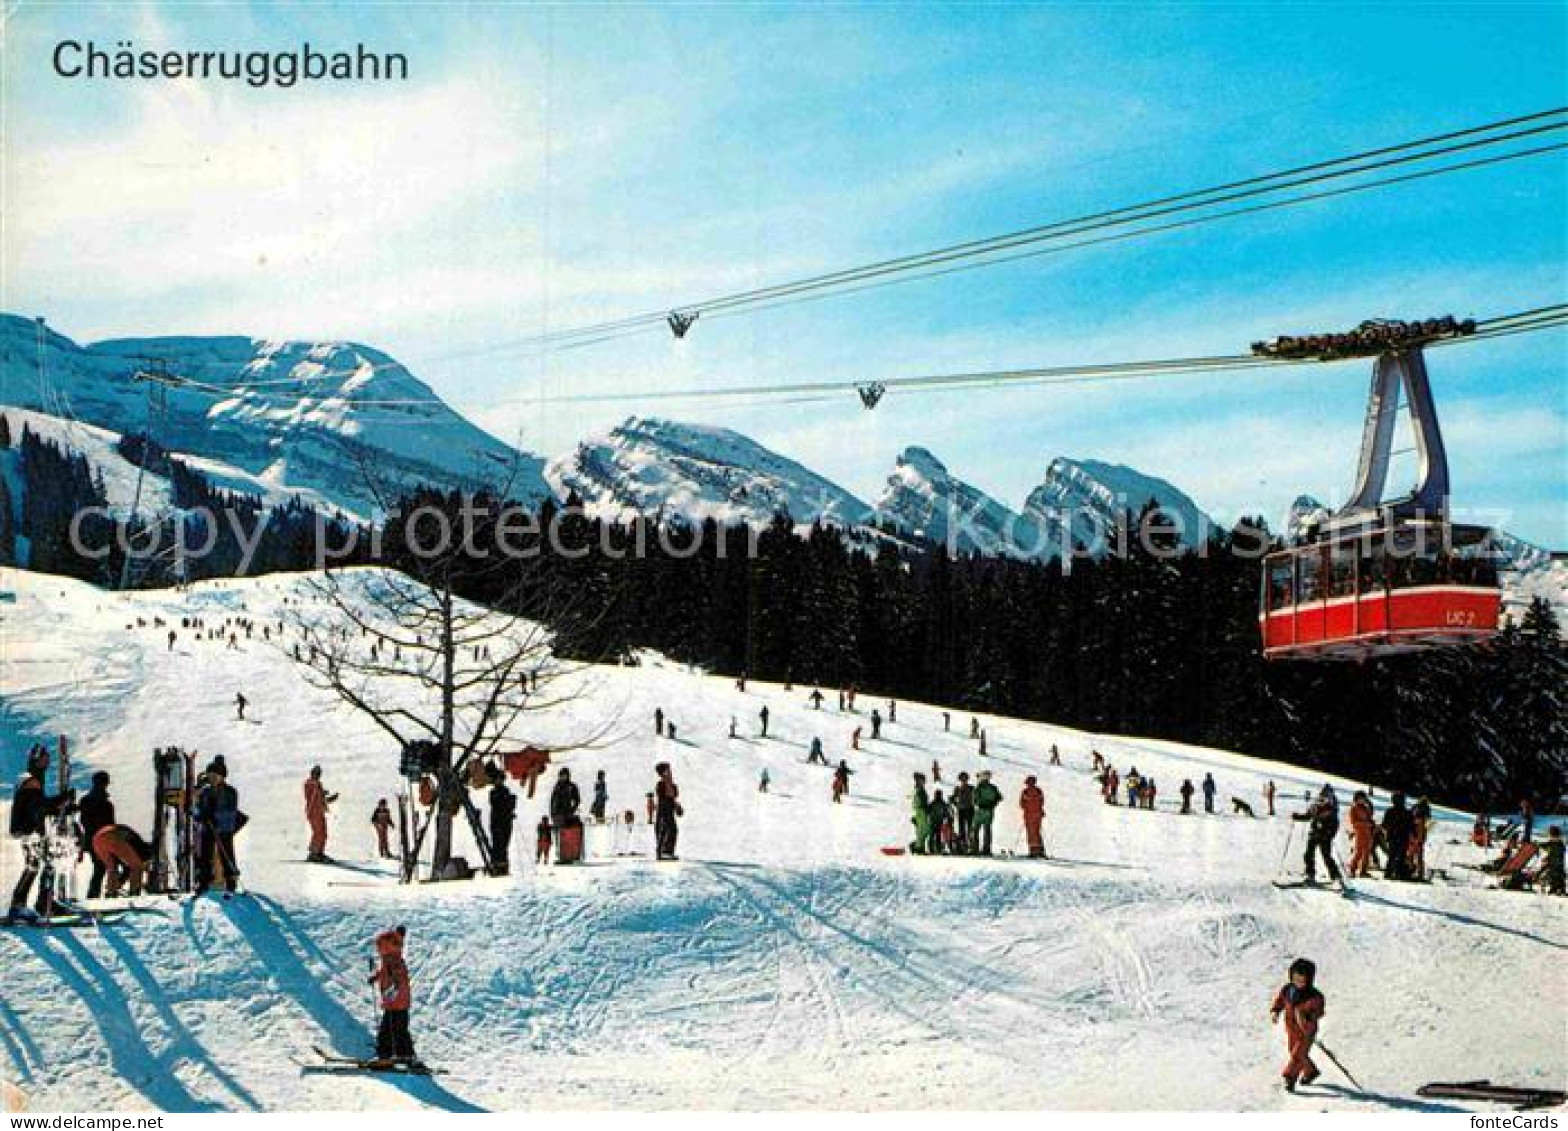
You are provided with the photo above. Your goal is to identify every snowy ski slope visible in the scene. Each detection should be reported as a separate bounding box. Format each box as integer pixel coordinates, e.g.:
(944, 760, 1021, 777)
(0, 567, 1562, 1112)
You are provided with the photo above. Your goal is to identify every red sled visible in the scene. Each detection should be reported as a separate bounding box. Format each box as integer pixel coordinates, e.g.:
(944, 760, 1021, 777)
(879, 846, 907, 856)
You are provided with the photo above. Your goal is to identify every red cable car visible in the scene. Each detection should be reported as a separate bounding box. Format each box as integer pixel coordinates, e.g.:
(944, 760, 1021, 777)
(1258, 327, 1503, 660)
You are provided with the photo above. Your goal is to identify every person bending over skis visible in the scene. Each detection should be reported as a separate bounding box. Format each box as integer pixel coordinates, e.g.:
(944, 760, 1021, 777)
(1269, 957, 1325, 1092)
(369, 925, 416, 1062)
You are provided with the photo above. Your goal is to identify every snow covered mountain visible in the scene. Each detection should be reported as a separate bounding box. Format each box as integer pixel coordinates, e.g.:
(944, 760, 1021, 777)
(1022, 457, 1212, 555)
(875, 446, 1042, 558)
(0, 314, 549, 520)
(546, 416, 875, 531)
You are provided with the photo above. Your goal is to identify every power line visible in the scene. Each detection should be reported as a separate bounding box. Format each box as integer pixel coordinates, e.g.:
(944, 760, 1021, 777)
(474, 107, 1567, 353)
(141, 303, 1565, 418)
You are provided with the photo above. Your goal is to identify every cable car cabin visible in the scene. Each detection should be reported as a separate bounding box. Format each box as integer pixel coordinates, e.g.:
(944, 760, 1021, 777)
(1259, 522, 1502, 660)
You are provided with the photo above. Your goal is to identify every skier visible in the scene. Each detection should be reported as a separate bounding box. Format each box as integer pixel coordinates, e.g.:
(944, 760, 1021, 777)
(838, 690, 846, 711)
(369, 925, 416, 1063)
(194, 758, 241, 895)
(590, 770, 609, 823)
(1106, 767, 1120, 806)
(77, 771, 116, 899)
(969, 717, 980, 739)
(851, 727, 862, 752)
(91, 825, 149, 898)
(943, 712, 951, 733)
(667, 722, 678, 743)
(535, 815, 552, 865)
(1201, 773, 1217, 814)
(1293, 785, 1342, 886)
(887, 700, 897, 723)
(654, 708, 665, 737)
(1409, 796, 1433, 880)
(972, 771, 1002, 856)
(645, 792, 656, 825)
(758, 705, 770, 738)
(758, 768, 770, 794)
(549, 767, 581, 825)
(870, 709, 882, 741)
(1381, 792, 1414, 881)
(235, 692, 247, 720)
(809, 689, 824, 710)
(927, 790, 952, 856)
(371, 799, 395, 860)
(489, 771, 516, 875)
(952, 773, 976, 855)
(1092, 750, 1104, 773)
(832, 760, 853, 804)
(654, 762, 682, 861)
(304, 766, 338, 863)
(1232, 797, 1257, 818)
(6, 745, 74, 921)
(931, 759, 942, 784)
(1125, 767, 1142, 808)
(1538, 826, 1565, 895)
(1269, 958, 1326, 1093)
(167, 629, 176, 651)
(1020, 776, 1045, 857)
(978, 730, 988, 758)
(1517, 798, 1536, 844)
(807, 736, 827, 765)
(1265, 780, 1277, 817)
(1049, 744, 1062, 767)
(729, 717, 738, 739)
(1179, 778, 1195, 815)
(910, 772, 932, 855)
(1346, 791, 1376, 878)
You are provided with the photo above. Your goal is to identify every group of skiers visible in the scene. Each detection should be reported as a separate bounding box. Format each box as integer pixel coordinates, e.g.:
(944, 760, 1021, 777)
(6, 743, 245, 922)
(909, 769, 1013, 856)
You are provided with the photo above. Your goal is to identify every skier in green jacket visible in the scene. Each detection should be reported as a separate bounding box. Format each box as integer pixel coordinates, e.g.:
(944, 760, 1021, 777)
(973, 771, 1004, 856)
(910, 772, 932, 855)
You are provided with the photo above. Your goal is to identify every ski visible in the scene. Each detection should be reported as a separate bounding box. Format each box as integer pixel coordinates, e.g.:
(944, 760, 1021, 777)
(1, 910, 130, 930)
(305, 1046, 437, 1075)
(1417, 1081, 1566, 1110)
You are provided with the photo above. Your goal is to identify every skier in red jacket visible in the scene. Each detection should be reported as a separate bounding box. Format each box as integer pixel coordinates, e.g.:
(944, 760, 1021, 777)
(370, 925, 415, 1062)
(1270, 957, 1325, 1092)
(1020, 776, 1046, 858)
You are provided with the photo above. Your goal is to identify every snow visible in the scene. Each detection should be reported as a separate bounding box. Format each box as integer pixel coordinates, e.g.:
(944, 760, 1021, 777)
(0, 566, 1562, 1112)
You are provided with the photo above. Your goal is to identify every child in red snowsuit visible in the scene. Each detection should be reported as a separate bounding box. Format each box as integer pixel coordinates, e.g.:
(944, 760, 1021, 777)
(369, 925, 415, 1061)
(1270, 957, 1325, 1091)
(536, 816, 553, 865)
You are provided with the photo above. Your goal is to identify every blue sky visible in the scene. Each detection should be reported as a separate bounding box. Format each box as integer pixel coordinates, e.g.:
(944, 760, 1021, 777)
(5, 1, 1565, 543)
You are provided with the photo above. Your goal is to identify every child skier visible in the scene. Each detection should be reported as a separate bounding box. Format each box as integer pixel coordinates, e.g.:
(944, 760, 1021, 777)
(371, 800, 395, 859)
(1269, 958, 1326, 1092)
(369, 925, 416, 1063)
(536, 815, 553, 865)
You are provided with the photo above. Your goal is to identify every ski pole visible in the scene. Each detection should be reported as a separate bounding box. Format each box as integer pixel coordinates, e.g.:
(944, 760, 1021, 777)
(1276, 820, 1297, 879)
(1315, 1040, 1362, 1091)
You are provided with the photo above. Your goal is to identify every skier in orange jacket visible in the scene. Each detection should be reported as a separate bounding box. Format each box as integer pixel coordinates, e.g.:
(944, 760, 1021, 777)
(303, 766, 338, 863)
(1346, 791, 1377, 878)
(369, 925, 415, 1062)
(1270, 958, 1325, 1092)
(1020, 776, 1046, 858)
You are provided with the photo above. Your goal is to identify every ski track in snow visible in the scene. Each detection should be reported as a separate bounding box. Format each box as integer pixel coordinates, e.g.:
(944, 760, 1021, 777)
(0, 566, 1563, 1112)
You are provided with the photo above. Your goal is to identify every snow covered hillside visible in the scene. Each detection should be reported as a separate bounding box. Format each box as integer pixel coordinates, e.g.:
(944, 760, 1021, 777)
(546, 416, 875, 531)
(0, 315, 549, 520)
(1, 567, 1562, 1112)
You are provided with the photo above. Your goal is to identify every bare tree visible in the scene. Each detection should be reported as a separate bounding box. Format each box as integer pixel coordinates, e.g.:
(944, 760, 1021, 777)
(281, 451, 614, 879)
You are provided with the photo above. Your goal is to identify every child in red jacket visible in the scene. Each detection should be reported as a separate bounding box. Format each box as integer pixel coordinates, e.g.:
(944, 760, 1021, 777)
(1270, 957, 1325, 1091)
(370, 925, 415, 1062)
